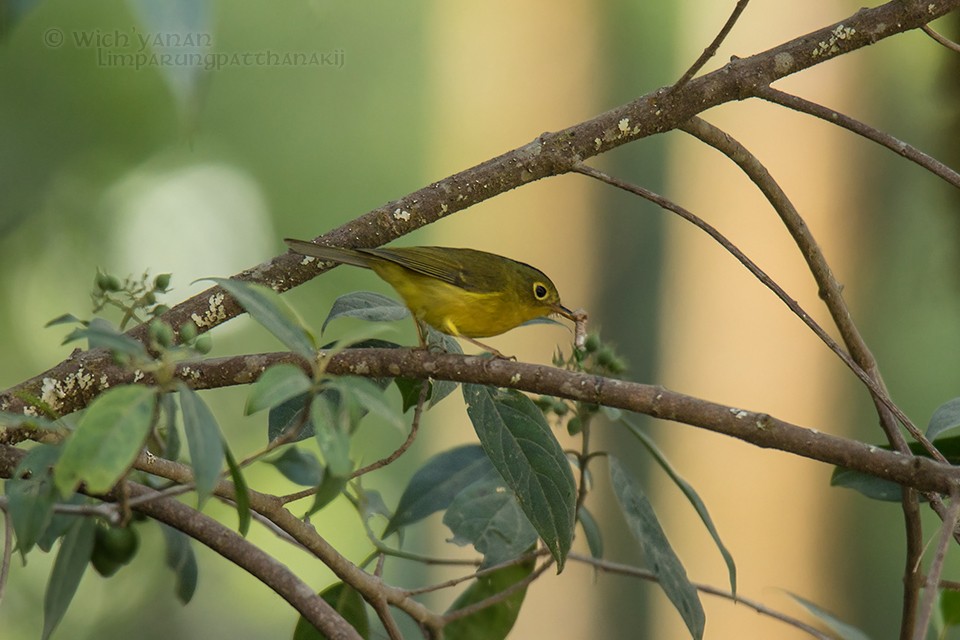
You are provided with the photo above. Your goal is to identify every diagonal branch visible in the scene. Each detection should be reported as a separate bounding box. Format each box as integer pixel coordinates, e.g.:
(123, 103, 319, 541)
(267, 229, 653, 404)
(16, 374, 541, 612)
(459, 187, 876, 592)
(755, 86, 960, 189)
(3, 1, 957, 425)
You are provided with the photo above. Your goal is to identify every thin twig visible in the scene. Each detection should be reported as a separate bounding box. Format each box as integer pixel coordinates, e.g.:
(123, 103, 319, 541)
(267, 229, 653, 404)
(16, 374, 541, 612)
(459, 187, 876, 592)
(900, 488, 924, 640)
(677, 117, 939, 458)
(922, 23, 960, 54)
(913, 490, 960, 640)
(672, 0, 752, 90)
(566, 552, 833, 639)
(572, 162, 932, 455)
(352, 381, 429, 478)
(755, 86, 960, 190)
(440, 558, 552, 625)
(402, 551, 546, 598)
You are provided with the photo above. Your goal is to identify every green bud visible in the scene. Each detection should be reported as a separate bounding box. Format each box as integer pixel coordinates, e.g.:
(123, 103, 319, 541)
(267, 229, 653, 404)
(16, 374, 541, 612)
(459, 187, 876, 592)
(194, 333, 212, 354)
(144, 291, 157, 305)
(153, 273, 172, 291)
(153, 304, 171, 317)
(96, 272, 122, 292)
(179, 321, 198, 342)
(567, 416, 582, 436)
(149, 319, 174, 348)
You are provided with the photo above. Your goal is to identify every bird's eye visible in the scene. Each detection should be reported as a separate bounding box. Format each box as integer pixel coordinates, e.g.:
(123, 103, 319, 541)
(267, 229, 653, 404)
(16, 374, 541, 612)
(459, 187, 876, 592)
(533, 283, 549, 300)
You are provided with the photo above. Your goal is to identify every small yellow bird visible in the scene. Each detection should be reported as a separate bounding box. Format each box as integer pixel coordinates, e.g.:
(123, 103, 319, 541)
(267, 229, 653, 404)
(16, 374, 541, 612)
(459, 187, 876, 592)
(284, 238, 579, 356)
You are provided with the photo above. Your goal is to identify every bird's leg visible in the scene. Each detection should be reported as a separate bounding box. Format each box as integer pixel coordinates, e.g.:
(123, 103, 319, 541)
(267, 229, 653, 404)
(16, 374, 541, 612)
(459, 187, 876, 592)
(459, 336, 513, 360)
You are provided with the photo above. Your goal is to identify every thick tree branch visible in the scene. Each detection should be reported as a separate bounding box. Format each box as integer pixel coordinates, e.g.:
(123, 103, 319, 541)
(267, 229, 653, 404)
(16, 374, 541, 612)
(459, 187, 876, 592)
(10, 349, 957, 497)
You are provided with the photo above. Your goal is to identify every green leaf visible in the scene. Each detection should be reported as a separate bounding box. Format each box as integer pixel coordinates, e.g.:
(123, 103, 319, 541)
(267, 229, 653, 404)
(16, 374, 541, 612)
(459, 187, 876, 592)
(178, 384, 225, 508)
(246, 364, 312, 415)
(395, 376, 457, 412)
(54, 385, 157, 497)
(268, 392, 314, 443)
(159, 392, 181, 460)
(444, 475, 538, 567)
(787, 592, 872, 640)
(385, 445, 494, 537)
(293, 581, 371, 640)
(305, 471, 349, 517)
(268, 447, 323, 486)
(625, 420, 736, 596)
(578, 507, 603, 560)
(223, 443, 251, 536)
(42, 517, 96, 640)
(609, 456, 704, 640)
(209, 277, 316, 358)
(830, 434, 960, 502)
(45, 313, 84, 327)
(940, 589, 960, 628)
(325, 376, 404, 431)
(7, 445, 62, 557)
(425, 323, 463, 358)
(62, 317, 149, 359)
(462, 384, 576, 572)
(444, 560, 535, 640)
(0, 411, 54, 430)
(160, 523, 199, 604)
(830, 466, 903, 502)
(311, 394, 353, 478)
(928, 397, 960, 440)
(322, 291, 410, 333)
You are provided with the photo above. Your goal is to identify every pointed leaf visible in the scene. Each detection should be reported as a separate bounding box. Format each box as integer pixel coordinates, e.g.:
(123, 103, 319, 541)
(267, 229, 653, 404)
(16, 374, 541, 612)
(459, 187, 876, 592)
(462, 384, 576, 571)
(830, 467, 903, 502)
(246, 363, 312, 415)
(159, 392, 181, 460)
(311, 394, 353, 478)
(42, 517, 96, 640)
(54, 385, 157, 497)
(578, 507, 603, 560)
(326, 376, 403, 431)
(293, 581, 370, 640)
(0, 411, 54, 430)
(940, 589, 960, 628)
(268, 392, 314, 443)
(322, 291, 410, 333)
(267, 447, 324, 486)
(160, 523, 199, 604)
(209, 278, 316, 358)
(178, 384, 224, 508)
(7, 445, 62, 557)
(44, 313, 84, 327)
(443, 475, 538, 567)
(928, 397, 960, 441)
(304, 471, 349, 517)
(223, 443, 251, 536)
(625, 420, 736, 595)
(62, 317, 149, 359)
(609, 456, 704, 640)
(787, 592, 872, 640)
(444, 560, 535, 640)
(385, 445, 494, 536)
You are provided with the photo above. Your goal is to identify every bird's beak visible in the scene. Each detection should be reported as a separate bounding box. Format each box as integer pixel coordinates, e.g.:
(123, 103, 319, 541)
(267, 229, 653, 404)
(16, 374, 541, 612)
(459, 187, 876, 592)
(552, 303, 577, 321)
